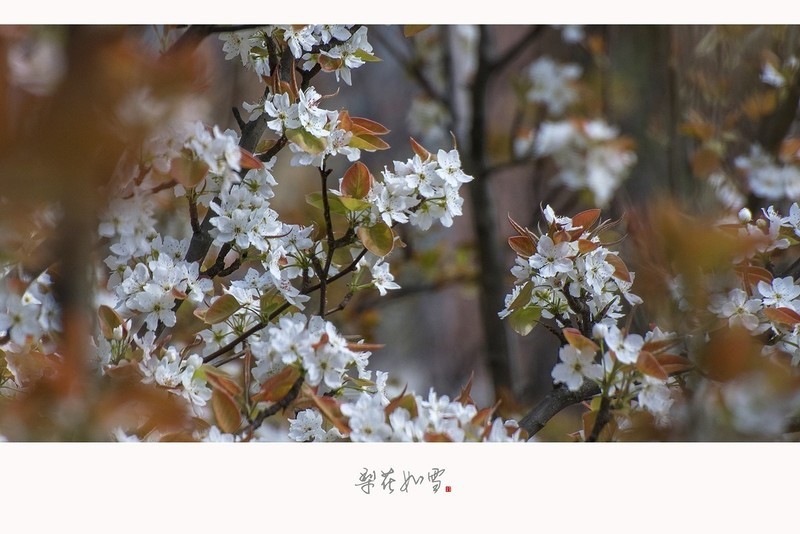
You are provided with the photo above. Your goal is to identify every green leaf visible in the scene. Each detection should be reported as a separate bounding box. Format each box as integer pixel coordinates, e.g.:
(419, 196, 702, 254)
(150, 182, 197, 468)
(357, 222, 394, 257)
(507, 281, 533, 314)
(204, 294, 241, 325)
(285, 127, 326, 154)
(212, 389, 242, 434)
(341, 162, 373, 199)
(338, 196, 372, 212)
(353, 49, 381, 62)
(508, 306, 541, 336)
(348, 133, 390, 151)
(305, 192, 353, 215)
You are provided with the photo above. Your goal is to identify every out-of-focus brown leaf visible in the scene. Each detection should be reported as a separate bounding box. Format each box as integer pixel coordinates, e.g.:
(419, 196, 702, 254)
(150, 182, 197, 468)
(691, 147, 721, 178)
(212, 388, 241, 434)
(699, 327, 761, 382)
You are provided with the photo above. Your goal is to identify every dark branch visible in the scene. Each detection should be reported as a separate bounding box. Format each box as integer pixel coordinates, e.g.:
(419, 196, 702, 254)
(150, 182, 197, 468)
(487, 26, 544, 75)
(587, 394, 612, 442)
(202, 247, 370, 364)
(201, 243, 232, 278)
(248, 375, 305, 433)
(518, 380, 600, 438)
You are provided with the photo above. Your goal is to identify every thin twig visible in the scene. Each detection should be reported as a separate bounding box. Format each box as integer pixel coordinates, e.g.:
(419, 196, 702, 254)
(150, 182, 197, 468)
(202, 248, 369, 365)
(370, 28, 448, 106)
(188, 195, 201, 233)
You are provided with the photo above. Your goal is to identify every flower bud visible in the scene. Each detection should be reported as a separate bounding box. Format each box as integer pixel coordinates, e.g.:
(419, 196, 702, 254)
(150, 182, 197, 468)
(737, 207, 752, 223)
(112, 325, 124, 341)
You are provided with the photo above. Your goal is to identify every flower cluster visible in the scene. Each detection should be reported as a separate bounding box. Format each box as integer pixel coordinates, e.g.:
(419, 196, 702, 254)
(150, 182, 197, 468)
(524, 56, 582, 116)
(499, 205, 640, 325)
(367, 147, 474, 231)
(534, 120, 636, 207)
(500, 206, 681, 423)
(220, 25, 375, 85)
(735, 145, 800, 201)
(291, 388, 522, 443)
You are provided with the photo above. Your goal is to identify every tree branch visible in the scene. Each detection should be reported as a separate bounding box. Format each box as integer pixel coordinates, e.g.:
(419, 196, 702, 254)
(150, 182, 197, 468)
(370, 28, 448, 107)
(202, 247, 369, 365)
(487, 26, 544, 75)
(247, 375, 305, 434)
(518, 380, 600, 438)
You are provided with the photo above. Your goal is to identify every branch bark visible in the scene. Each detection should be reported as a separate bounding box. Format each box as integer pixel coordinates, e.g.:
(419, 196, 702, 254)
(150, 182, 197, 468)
(518, 380, 600, 438)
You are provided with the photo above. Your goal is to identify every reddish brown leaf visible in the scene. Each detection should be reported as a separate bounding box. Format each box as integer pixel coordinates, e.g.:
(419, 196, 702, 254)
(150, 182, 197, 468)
(341, 161, 374, 199)
(742, 91, 777, 120)
(578, 239, 599, 253)
(471, 403, 499, 428)
(636, 350, 668, 381)
(253, 365, 302, 403)
(508, 235, 536, 257)
(317, 54, 343, 73)
(239, 148, 264, 170)
(455, 372, 475, 405)
(423, 432, 453, 442)
(310, 394, 350, 434)
(409, 137, 431, 160)
(552, 229, 571, 245)
(605, 253, 632, 283)
(385, 392, 418, 419)
(350, 117, 390, 135)
(763, 307, 800, 326)
(780, 138, 800, 163)
(654, 353, 693, 375)
(563, 327, 600, 352)
(735, 265, 773, 286)
(338, 110, 353, 131)
(211, 389, 241, 434)
(571, 208, 601, 231)
(642, 337, 681, 354)
(205, 369, 243, 398)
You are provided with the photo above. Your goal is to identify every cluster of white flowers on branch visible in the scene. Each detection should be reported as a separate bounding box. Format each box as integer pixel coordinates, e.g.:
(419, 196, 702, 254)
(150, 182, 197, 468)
(0, 24, 525, 443)
(500, 206, 683, 436)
